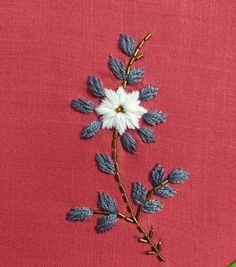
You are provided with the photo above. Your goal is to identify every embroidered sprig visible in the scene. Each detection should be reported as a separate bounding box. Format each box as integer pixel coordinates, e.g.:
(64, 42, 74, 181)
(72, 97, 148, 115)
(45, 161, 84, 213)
(67, 33, 190, 261)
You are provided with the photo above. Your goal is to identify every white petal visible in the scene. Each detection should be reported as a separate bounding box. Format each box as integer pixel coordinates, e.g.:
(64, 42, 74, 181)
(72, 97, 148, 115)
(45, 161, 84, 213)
(104, 89, 119, 106)
(126, 104, 147, 116)
(116, 86, 126, 96)
(125, 118, 136, 129)
(114, 113, 127, 135)
(126, 114, 140, 129)
(96, 105, 111, 115)
(124, 91, 139, 106)
(116, 86, 127, 105)
(102, 114, 116, 129)
(135, 105, 147, 115)
(124, 95, 141, 114)
(96, 97, 117, 116)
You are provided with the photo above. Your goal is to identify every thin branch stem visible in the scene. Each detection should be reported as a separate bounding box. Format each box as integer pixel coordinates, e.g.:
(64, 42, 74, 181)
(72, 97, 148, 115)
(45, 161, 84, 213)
(93, 210, 110, 215)
(93, 210, 134, 223)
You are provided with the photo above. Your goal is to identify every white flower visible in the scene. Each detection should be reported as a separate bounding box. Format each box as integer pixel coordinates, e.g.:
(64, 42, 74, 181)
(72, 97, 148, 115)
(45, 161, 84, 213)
(96, 86, 147, 135)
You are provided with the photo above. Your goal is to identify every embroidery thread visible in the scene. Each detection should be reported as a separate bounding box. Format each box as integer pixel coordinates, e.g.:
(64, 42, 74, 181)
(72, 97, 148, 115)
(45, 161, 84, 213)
(67, 33, 190, 261)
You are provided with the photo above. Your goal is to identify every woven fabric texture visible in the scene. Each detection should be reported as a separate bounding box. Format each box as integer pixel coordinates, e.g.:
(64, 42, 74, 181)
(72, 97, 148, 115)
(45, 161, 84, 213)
(0, 1, 235, 266)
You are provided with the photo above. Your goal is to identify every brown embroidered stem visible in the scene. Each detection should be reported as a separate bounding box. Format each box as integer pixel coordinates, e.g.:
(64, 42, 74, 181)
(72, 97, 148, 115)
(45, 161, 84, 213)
(112, 130, 135, 217)
(133, 217, 165, 261)
(147, 179, 169, 200)
(111, 33, 165, 260)
(111, 129, 165, 261)
(122, 32, 152, 89)
(135, 179, 169, 220)
(93, 210, 134, 223)
(93, 210, 110, 215)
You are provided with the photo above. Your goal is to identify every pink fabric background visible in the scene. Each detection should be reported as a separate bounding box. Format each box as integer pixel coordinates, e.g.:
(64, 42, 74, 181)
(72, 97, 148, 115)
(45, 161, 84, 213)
(0, 0, 235, 266)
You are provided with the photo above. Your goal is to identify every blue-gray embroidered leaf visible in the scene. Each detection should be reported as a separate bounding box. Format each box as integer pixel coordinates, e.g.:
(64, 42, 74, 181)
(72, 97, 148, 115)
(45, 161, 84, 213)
(138, 128, 156, 143)
(151, 164, 166, 186)
(132, 182, 147, 205)
(81, 120, 102, 139)
(154, 185, 176, 198)
(96, 214, 119, 233)
(143, 200, 163, 213)
(71, 98, 95, 113)
(95, 153, 115, 174)
(87, 76, 105, 98)
(121, 133, 137, 154)
(98, 192, 118, 214)
(119, 33, 135, 56)
(108, 57, 126, 80)
(168, 168, 190, 184)
(143, 110, 167, 126)
(127, 68, 144, 85)
(67, 207, 93, 221)
(139, 85, 158, 101)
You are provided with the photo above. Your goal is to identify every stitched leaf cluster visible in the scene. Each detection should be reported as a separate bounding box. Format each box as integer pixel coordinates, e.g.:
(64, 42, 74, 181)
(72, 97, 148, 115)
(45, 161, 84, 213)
(96, 154, 115, 174)
(151, 164, 176, 197)
(81, 120, 102, 139)
(119, 34, 135, 57)
(121, 133, 137, 154)
(143, 199, 163, 213)
(67, 207, 93, 222)
(151, 164, 166, 185)
(138, 128, 156, 143)
(156, 185, 176, 198)
(87, 76, 105, 98)
(168, 169, 189, 184)
(96, 214, 119, 233)
(71, 98, 95, 113)
(132, 182, 148, 205)
(109, 57, 126, 80)
(143, 111, 167, 126)
(139, 85, 158, 101)
(98, 192, 117, 214)
(132, 182, 163, 214)
(127, 68, 144, 85)
(150, 164, 189, 198)
(96, 192, 119, 233)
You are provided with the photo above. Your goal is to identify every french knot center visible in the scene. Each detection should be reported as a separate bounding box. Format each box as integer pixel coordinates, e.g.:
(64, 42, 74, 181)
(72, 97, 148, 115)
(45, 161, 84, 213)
(116, 105, 126, 113)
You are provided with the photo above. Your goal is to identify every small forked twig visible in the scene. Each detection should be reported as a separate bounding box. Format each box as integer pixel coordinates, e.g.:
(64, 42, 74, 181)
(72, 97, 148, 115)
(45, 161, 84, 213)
(122, 33, 152, 89)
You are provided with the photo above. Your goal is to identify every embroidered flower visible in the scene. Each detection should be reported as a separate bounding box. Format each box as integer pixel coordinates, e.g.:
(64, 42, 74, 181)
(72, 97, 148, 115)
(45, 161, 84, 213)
(71, 77, 167, 153)
(96, 86, 147, 135)
(71, 33, 167, 153)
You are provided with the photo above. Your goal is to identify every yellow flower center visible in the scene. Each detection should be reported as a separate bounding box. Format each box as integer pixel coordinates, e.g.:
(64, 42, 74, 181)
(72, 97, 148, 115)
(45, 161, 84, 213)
(115, 105, 126, 113)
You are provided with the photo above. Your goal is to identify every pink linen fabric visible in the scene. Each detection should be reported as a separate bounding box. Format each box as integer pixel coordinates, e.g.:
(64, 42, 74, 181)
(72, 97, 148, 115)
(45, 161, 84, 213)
(0, 0, 235, 266)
